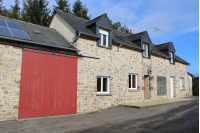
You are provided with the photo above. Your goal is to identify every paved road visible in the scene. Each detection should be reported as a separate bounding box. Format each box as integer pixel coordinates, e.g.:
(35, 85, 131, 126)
(0, 97, 199, 133)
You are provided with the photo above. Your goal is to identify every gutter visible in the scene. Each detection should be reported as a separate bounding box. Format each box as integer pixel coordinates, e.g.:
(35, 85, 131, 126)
(71, 32, 100, 44)
(151, 51, 169, 58)
(115, 40, 144, 51)
(0, 35, 80, 52)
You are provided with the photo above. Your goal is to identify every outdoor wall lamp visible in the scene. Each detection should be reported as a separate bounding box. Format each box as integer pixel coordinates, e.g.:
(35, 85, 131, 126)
(147, 66, 152, 75)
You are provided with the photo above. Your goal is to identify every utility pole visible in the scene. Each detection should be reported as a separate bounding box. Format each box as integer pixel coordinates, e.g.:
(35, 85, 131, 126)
(155, 27, 162, 45)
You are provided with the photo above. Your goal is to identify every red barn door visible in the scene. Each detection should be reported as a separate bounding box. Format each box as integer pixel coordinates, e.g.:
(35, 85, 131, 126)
(19, 48, 77, 119)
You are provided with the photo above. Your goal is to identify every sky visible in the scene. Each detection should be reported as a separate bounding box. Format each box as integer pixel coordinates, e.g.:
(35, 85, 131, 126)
(3, 0, 199, 77)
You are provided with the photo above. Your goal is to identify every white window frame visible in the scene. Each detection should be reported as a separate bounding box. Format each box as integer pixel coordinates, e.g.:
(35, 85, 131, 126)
(99, 29, 109, 47)
(129, 74, 137, 90)
(97, 76, 110, 94)
(143, 43, 149, 57)
(180, 78, 183, 89)
(170, 52, 173, 63)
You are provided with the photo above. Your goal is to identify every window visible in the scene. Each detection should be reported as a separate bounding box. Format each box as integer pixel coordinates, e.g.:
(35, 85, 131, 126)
(99, 29, 109, 47)
(143, 43, 149, 57)
(180, 78, 184, 89)
(170, 52, 174, 63)
(97, 77, 109, 93)
(129, 74, 137, 89)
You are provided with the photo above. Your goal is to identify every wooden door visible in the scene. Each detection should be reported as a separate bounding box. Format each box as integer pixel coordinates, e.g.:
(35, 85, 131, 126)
(19, 48, 77, 119)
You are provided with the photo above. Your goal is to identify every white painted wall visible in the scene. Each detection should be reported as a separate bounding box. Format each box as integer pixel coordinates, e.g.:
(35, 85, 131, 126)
(49, 14, 76, 42)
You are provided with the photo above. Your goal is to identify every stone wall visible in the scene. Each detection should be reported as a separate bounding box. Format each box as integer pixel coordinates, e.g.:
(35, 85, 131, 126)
(0, 44, 22, 120)
(75, 37, 192, 113)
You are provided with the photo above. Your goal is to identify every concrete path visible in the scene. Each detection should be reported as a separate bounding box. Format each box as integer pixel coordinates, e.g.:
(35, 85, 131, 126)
(0, 96, 198, 133)
(120, 96, 198, 108)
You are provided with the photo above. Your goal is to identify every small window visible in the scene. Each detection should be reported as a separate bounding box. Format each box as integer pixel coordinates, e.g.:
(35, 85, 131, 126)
(180, 78, 184, 89)
(129, 74, 137, 89)
(99, 29, 109, 47)
(97, 77, 109, 93)
(170, 52, 174, 63)
(143, 43, 149, 57)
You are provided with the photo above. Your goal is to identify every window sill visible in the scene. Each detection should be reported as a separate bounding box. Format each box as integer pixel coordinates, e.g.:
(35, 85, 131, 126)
(98, 45, 112, 49)
(128, 89, 140, 92)
(96, 93, 112, 96)
(180, 89, 185, 91)
(143, 56, 151, 59)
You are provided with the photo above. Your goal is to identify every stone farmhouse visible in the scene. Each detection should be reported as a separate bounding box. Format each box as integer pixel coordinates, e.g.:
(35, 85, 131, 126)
(0, 9, 193, 121)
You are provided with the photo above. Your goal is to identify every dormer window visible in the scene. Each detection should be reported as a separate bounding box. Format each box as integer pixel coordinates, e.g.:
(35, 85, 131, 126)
(170, 52, 174, 63)
(143, 43, 149, 57)
(99, 29, 109, 47)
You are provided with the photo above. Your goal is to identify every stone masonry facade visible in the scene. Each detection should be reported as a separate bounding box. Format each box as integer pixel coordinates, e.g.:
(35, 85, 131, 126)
(75, 38, 192, 113)
(0, 44, 22, 120)
(0, 39, 193, 120)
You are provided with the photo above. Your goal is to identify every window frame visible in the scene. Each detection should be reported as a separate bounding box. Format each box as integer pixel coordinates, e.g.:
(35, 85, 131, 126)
(99, 29, 109, 47)
(180, 78, 182, 89)
(97, 76, 110, 94)
(170, 52, 174, 63)
(143, 43, 149, 57)
(129, 74, 137, 90)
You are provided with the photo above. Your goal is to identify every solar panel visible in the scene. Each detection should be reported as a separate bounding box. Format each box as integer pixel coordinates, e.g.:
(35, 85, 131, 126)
(0, 18, 31, 40)
(0, 18, 7, 27)
(10, 29, 31, 40)
(6, 19, 23, 31)
(0, 27, 12, 36)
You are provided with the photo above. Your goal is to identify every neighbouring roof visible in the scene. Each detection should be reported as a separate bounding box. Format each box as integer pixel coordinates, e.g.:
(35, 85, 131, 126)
(188, 72, 195, 78)
(0, 15, 77, 51)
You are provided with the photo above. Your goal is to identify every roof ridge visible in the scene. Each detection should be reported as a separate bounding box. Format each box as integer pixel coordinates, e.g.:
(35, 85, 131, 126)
(128, 30, 147, 37)
(0, 15, 56, 31)
(55, 9, 89, 21)
(113, 29, 131, 36)
(156, 42, 172, 46)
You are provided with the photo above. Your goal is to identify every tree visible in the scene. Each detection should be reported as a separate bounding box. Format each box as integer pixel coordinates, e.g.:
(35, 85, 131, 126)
(54, 0, 71, 13)
(22, 0, 51, 26)
(112, 22, 121, 31)
(9, 0, 21, 19)
(112, 21, 130, 34)
(0, 0, 9, 16)
(72, 0, 91, 20)
(120, 25, 130, 34)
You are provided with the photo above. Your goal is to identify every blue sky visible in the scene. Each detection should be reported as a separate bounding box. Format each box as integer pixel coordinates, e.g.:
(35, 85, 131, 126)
(4, 0, 199, 77)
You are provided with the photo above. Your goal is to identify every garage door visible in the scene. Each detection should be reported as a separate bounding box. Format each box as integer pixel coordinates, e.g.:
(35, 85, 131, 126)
(19, 48, 77, 119)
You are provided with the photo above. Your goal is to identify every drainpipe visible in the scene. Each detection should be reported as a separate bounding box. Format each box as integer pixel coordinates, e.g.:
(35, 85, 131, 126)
(71, 32, 81, 44)
(118, 43, 123, 49)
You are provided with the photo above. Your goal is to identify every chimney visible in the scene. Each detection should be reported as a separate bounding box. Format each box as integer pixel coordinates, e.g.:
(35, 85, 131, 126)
(130, 29, 132, 33)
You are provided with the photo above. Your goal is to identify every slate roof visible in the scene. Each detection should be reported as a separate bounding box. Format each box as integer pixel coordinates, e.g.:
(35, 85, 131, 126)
(127, 31, 146, 41)
(0, 15, 77, 50)
(175, 55, 189, 64)
(154, 42, 172, 50)
(55, 10, 98, 38)
(86, 13, 106, 27)
(54, 10, 189, 65)
(151, 44, 168, 57)
(113, 30, 143, 50)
